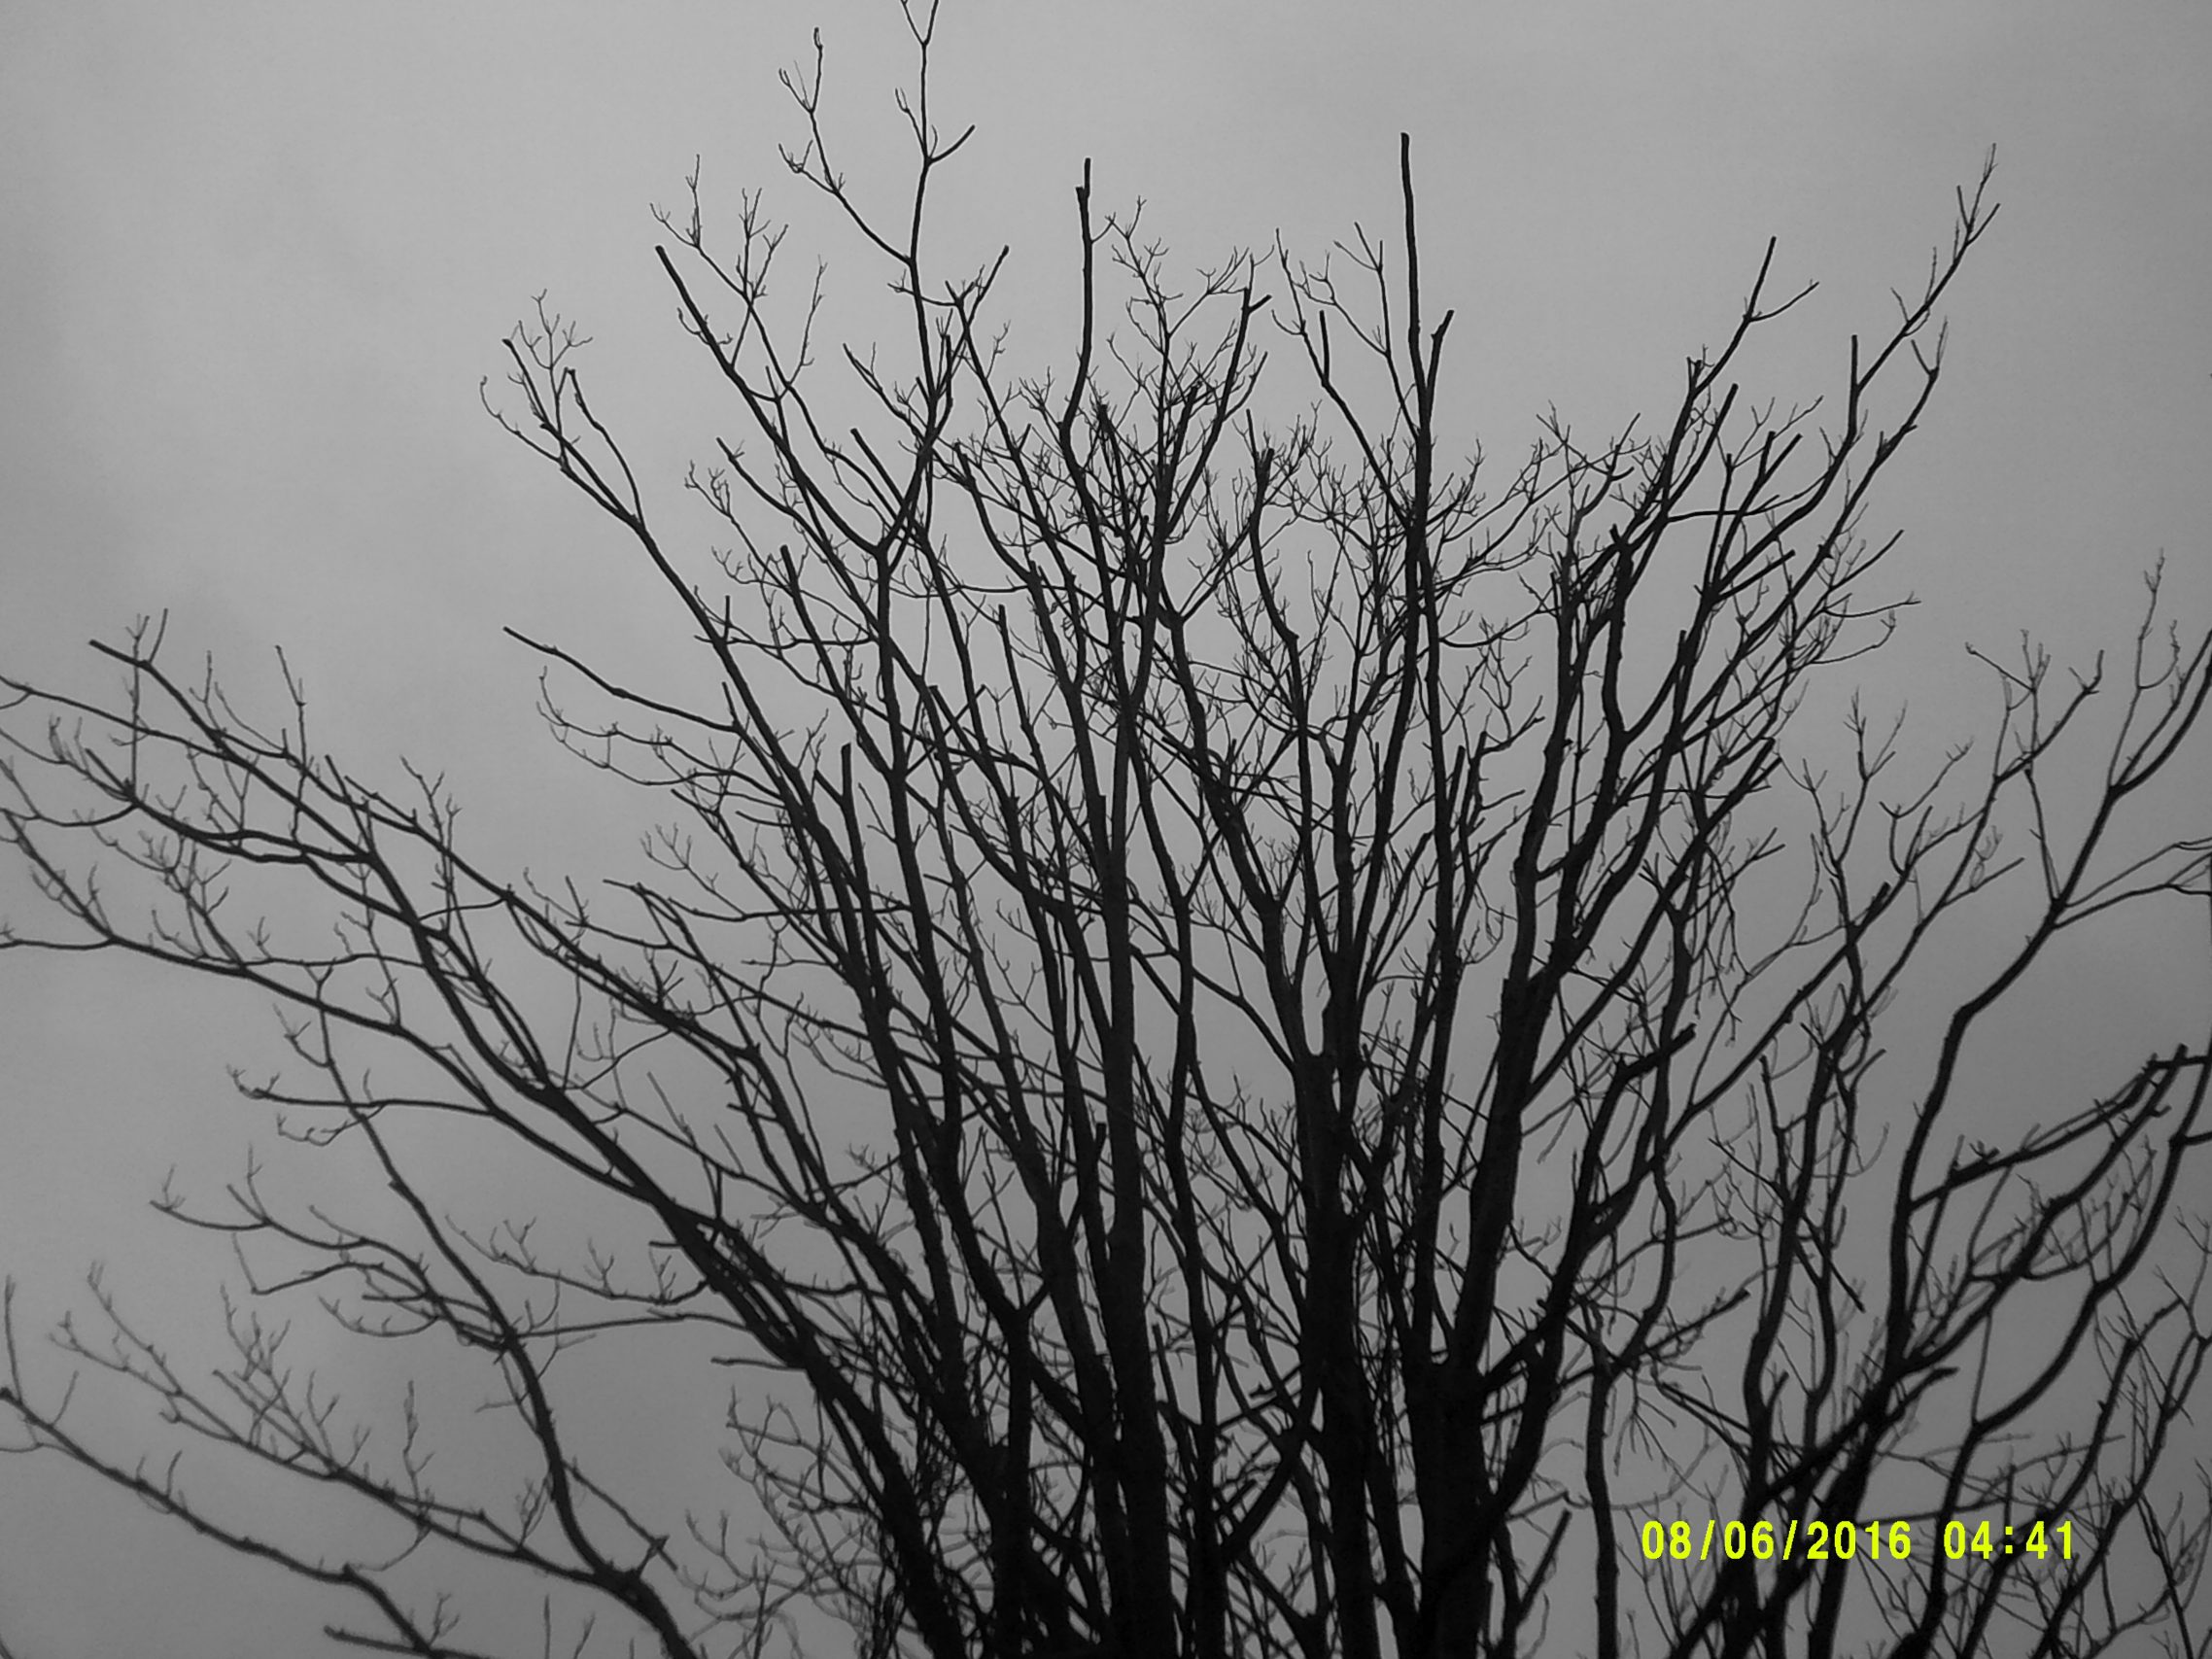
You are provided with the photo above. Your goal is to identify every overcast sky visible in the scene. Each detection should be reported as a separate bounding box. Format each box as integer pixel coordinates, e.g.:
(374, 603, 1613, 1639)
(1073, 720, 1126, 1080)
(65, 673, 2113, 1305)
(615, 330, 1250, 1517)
(3, 3, 2209, 1654)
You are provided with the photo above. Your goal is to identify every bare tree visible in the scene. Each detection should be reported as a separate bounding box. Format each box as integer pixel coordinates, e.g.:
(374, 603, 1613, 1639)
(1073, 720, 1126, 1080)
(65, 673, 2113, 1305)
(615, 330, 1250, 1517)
(5, 10, 2209, 1657)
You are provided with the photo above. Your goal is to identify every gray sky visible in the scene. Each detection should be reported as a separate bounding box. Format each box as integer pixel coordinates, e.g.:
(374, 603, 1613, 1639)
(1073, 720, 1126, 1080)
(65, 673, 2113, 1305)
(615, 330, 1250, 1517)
(3, 3, 2209, 1654)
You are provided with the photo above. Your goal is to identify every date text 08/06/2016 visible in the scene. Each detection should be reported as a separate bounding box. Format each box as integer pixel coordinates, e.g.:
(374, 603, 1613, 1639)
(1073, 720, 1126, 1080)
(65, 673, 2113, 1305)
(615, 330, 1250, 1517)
(1637, 1517, 2077, 1570)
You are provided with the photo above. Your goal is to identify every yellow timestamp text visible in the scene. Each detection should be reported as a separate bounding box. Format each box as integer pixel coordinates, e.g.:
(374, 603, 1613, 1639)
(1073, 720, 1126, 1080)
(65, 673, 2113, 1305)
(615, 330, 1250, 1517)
(1636, 1516, 2078, 1567)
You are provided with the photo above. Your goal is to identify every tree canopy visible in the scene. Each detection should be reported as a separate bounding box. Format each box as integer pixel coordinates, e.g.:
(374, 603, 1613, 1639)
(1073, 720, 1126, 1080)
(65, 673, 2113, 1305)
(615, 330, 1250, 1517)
(4, 9, 2209, 1657)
